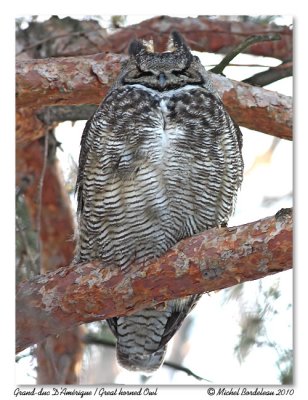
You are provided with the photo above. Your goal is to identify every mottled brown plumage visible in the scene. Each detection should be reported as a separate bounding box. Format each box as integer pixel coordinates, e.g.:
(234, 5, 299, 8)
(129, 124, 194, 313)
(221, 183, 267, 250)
(75, 31, 243, 372)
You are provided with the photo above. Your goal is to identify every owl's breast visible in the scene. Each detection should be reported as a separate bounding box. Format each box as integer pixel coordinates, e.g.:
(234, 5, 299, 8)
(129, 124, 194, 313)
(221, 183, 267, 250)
(79, 84, 243, 266)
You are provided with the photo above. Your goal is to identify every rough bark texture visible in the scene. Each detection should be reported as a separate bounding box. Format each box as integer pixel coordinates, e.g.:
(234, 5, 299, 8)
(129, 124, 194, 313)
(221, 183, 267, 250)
(16, 137, 76, 271)
(16, 16, 88, 383)
(16, 54, 292, 141)
(16, 16, 292, 61)
(16, 137, 84, 384)
(16, 108, 47, 144)
(16, 209, 292, 354)
(211, 74, 292, 140)
(103, 16, 292, 61)
(35, 327, 84, 384)
(15, 53, 122, 110)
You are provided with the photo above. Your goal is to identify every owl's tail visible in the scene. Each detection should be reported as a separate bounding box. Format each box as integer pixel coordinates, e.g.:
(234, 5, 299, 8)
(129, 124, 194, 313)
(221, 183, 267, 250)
(116, 345, 167, 373)
(108, 297, 200, 372)
(108, 307, 172, 373)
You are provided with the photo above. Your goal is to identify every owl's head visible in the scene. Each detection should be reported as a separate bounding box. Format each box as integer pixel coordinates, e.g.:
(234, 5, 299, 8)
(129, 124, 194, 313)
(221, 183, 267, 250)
(120, 31, 207, 91)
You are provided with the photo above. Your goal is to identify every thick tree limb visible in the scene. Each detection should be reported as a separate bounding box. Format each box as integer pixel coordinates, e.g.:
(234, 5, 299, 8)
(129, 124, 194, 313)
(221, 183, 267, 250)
(16, 54, 292, 141)
(16, 53, 122, 110)
(210, 74, 292, 140)
(16, 16, 292, 61)
(16, 209, 292, 354)
(100, 16, 293, 61)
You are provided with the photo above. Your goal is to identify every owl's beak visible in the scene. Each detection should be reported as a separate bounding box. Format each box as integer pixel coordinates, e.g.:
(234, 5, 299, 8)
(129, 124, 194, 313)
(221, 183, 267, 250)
(158, 72, 167, 86)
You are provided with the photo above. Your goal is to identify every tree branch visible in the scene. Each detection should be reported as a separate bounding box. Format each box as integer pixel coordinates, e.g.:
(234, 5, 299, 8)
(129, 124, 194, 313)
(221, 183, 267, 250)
(243, 61, 293, 87)
(163, 360, 210, 382)
(37, 105, 97, 124)
(99, 16, 293, 61)
(210, 33, 281, 75)
(16, 53, 122, 109)
(16, 54, 292, 141)
(16, 16, 292, 61)
(16, 209, 292, 354)
(210, 74, 292, 140)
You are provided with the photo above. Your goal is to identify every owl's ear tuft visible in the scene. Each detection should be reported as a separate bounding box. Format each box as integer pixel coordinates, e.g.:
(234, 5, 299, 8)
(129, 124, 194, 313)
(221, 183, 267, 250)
(128, 40, 145, 57)
(168, 31, 190, 53)
(129, 38, 154, 56)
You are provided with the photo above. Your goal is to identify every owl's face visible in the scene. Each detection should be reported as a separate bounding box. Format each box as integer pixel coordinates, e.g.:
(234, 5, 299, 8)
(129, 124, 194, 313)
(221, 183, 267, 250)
(120, 31, 206, 91)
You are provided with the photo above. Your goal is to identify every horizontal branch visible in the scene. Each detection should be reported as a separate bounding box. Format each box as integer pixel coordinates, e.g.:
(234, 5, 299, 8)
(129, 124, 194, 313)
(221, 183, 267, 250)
(16, 53, 292, 141)
(16, 53, 122, 110)
(16, 16, 292, 61)
(36, 105, 98, 124)
(16, 209, 292, 354)
(210, 74, 292, 140)
(103, 16, 293, 61)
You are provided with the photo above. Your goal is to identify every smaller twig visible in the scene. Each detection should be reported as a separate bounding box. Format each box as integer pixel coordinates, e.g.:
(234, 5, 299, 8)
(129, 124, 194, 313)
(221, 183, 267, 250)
(36, 129, 49, 270)
(206, 63, 280, 68)
(243, 61, 293, 87)
(37, 105, 97, 124)
(83, 334, 116, 348)
(163, 360, 211, 382)
(210, 33, 281, 75)
(245, 137, 280, 176)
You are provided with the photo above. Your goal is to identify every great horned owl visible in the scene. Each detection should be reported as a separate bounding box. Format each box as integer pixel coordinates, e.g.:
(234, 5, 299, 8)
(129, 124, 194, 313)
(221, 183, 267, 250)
(75, 31, 243, 372)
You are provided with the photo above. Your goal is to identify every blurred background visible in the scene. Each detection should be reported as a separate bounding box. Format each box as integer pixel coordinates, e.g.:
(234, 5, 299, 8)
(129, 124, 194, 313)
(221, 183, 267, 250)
(15, 15, 293, 385)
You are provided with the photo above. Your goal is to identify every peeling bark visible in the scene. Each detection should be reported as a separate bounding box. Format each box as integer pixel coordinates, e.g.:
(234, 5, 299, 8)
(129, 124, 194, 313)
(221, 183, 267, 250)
(16, 53, 123, 110)
(16, 108, 46, 144)
(16, 54, 292, 141)
(211, 74, 292, 140)
(16, 209, 293, 354)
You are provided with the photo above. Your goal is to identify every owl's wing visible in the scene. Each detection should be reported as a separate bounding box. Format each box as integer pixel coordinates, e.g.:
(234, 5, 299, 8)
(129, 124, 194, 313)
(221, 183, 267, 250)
(75, 113, 95, 214)
(214, 94, 243, 152)
(230, 115, 243, 151)
(106, 318, 118, 337)
(159, 294, 202, 348)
